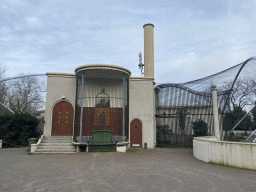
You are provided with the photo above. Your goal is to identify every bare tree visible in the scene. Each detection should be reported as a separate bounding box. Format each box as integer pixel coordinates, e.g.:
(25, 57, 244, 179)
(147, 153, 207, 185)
(4, 75, 45, 114)
(221, 78, 256, 110)
(0, 64, 8, 113)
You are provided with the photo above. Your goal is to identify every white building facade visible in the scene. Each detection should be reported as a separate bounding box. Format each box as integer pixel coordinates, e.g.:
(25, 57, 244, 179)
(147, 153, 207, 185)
(42, 24, 156, 150)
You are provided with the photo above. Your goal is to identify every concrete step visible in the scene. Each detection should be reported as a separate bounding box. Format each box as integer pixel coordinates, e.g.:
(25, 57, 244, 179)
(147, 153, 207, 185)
(44, 136, 72, 140)
(35, 136, 76, 154)
(40, 143, 73, 146)
(48, 136, 72, 137)
(38, 145, 76, 149)
(36, 149, 77, 153)
(41, 140, 72, 143)
(33, 152, 76, 154)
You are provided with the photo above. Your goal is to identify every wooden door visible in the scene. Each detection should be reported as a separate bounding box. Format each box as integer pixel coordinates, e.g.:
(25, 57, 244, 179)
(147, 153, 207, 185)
(52, 101, 74, 136)
(130, 119, 142, 147)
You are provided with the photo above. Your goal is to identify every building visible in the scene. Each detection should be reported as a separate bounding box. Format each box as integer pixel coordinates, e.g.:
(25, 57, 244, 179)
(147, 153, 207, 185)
(41, 24, 156, 152)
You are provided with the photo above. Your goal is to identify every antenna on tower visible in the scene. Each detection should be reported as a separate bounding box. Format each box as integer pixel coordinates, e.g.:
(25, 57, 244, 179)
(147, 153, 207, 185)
(138, 52, 144, 74)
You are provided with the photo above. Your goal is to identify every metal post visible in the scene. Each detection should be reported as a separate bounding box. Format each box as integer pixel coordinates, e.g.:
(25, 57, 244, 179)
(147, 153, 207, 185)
(212, 85, 220, 140)
(163, 112, 166, 142)
(229, 105, 256, 136)
(0, 102, 14, 114)
(122, 73, 125, 141)
(73, 75, 79, 141)
(126, 79, 129, 140)
(79, 72, 84, 142)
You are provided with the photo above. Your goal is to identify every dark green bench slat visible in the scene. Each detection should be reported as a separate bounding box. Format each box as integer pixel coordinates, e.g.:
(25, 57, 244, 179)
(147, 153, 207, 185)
(88, 130, 116, 152)
(92, 130, 113, 144)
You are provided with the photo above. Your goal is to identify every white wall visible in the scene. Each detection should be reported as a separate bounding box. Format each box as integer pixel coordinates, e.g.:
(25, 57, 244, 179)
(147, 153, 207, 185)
(193, 136, 256, 170)
(129, 77, 156, 149)
(43, 73, 76, 137)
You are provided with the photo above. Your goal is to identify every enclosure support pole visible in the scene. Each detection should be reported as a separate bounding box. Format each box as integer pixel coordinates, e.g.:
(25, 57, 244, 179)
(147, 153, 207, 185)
(229, 105, 256, 136)
(79, 72, 84, 142)
(122, 73, 126, 141)
(212, 85, 220, 141)
(0, 102, 14, 114)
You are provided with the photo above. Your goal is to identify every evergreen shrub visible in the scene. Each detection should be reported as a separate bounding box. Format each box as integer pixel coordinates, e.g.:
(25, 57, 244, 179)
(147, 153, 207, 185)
(0, 112, 40, 147)
(192, 119, 208, 137)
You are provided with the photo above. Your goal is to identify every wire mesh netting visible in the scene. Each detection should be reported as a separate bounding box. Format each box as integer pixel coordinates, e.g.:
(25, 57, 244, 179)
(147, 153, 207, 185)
(0, 74, 47, 115)
(155, 57, 256, 146)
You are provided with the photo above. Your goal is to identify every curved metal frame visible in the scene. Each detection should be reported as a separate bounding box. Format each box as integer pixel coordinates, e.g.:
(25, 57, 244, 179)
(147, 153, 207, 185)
(0, 73, 47, 113)
(0, 73, 46, 83)
(221, 58, 256, 112)
(155, 83, 230, 97)
(95, 92, 110, 107)
(156, 57, 256, 113)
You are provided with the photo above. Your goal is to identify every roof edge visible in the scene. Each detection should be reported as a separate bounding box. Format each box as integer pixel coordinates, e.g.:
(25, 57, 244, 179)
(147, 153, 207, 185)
(75, 64, 131, 75)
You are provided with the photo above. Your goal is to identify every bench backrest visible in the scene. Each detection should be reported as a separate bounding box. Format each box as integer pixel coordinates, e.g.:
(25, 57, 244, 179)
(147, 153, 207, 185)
(92, 130, 113, 144)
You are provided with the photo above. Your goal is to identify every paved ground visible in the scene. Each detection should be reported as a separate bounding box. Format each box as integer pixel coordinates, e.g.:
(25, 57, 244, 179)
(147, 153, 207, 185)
(0, 148, 256, 192)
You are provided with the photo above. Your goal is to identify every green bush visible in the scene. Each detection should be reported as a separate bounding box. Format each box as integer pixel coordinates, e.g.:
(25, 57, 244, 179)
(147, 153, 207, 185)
(191, 119, 208, 137)
(0, 112, 40, 147)
(223, 106, 252, 131)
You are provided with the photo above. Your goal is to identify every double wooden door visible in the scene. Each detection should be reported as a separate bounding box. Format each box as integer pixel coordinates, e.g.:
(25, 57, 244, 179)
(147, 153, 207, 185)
(52, 101, 74, 136)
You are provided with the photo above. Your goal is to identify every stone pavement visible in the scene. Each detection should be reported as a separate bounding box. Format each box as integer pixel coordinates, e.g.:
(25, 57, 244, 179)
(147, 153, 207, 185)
(0, 147, 256, 192)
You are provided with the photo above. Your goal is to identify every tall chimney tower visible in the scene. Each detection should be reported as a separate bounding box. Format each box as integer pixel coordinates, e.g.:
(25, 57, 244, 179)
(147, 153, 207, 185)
(143, 23, 154, 79)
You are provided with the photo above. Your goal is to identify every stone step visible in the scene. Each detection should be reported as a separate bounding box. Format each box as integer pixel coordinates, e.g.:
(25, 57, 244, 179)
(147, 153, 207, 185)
(44, 136, 72, 140)
(38, 145, 76, 149)
(41, 140, 72, 143)
(40, 143, 73, 146)
(43, 139, 72, 141)
(47, 136, 72, 137)
(36, 149, 77, 153)
(35, 136, 76, 154)
(33, 152, 76, 154)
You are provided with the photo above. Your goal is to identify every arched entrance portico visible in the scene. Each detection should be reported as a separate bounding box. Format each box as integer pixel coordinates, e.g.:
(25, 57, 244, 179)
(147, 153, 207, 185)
(75, 64, 131, 142)
(130, 119, 142, 147)
(51, 101, 74, 136)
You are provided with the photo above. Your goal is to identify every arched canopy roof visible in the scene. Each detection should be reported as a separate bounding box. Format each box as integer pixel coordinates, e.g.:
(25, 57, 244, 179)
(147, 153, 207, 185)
(75, 64, 131, 79)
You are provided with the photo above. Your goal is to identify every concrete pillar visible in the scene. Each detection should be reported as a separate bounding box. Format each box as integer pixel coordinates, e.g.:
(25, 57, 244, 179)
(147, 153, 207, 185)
(143, 23, 154, 79)
(212, 85, 220, 140)
(0, 140, 2, 149)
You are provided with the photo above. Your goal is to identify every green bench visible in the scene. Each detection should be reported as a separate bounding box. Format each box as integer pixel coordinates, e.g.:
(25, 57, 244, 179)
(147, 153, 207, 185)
(88, 130, 116, 152)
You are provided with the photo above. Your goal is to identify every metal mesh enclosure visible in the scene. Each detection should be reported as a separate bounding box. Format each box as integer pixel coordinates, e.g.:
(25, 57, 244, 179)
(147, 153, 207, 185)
(155, 84, 229, 146)
(155, 57, 256, 146)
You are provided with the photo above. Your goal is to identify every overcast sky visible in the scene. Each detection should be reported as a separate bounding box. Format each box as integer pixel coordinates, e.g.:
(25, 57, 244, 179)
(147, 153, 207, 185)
(1, 0, 256, 84)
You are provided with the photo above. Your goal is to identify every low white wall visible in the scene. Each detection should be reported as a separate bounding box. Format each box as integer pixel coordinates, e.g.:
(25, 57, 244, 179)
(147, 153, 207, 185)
(31, 135, 44, 153)
(193, 136, 256, 170)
